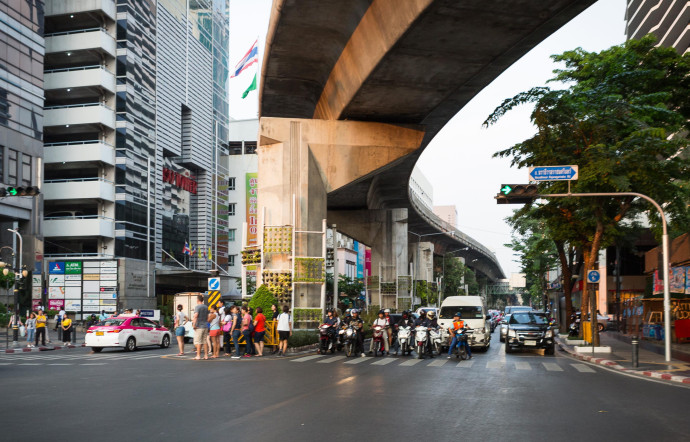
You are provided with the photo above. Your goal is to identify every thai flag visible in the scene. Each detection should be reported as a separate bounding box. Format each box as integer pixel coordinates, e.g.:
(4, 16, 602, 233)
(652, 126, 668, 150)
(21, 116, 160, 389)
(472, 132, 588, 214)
(183, 241, 191, 255)
(231, 39, 258, 78)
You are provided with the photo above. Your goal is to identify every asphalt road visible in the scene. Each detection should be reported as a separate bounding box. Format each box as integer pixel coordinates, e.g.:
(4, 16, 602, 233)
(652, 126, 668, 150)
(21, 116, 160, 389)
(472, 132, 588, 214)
(2, 329, 689, 441)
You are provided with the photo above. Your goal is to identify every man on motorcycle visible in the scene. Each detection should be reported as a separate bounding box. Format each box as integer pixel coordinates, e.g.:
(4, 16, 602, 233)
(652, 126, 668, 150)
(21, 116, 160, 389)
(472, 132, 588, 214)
(383, 309, 393, 351)
(395, 310, 415, 355)
(447, 312, 471, 359)
(323, 308, 338, 348)
(369, 309, 390, 355)
(414, 310, 427, 327)
(425, 310, 439, 357)
(344, 308, 365, 357)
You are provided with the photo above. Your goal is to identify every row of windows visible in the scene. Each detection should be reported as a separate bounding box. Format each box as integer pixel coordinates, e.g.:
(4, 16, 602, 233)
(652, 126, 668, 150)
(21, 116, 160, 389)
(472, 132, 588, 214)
(0, 146, 33, 186)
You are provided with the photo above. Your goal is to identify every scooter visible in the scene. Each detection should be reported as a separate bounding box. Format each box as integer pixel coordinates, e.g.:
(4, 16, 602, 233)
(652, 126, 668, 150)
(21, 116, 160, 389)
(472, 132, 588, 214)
(397, 325, 412, 356)
(414, 325, 428, 359)
(318, 323, 336, 354)
(429, 327, 443, 355)
(568, 320, 579, 337)
(450, 327, 472, 360)
(342, 324, 360, 357)
(371, 325, 385, 356)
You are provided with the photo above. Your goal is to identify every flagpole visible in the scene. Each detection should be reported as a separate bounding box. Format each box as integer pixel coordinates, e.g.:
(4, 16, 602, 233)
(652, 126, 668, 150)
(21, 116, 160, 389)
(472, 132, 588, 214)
(162, 250, 191, 271)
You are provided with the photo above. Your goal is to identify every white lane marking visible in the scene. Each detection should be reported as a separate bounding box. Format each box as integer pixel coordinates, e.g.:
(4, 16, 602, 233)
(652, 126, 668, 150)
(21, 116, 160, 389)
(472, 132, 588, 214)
(571, 363, 596, 373)
(428, 359, 448, 367)
(18, 363, 42, 366)
(486, 361, 504, 369)
(344, 357, 370, 364)
(122, 354, 166, 360)
(515, 361, 531, 370)
(371, 358, 396, 366)
(543, 362, 563, 372)
(292, 355, 326, 362)
(317, 356, 347, 364)
(48, 363, 74, 366)
(399, 359, 424, 367)
(79, 363, 107, 366)
(456, 360, 474, 368)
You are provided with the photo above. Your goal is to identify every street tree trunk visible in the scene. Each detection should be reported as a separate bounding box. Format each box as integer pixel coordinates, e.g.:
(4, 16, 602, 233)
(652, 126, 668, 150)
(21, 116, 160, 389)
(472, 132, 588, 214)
(555, 240, 573, 334)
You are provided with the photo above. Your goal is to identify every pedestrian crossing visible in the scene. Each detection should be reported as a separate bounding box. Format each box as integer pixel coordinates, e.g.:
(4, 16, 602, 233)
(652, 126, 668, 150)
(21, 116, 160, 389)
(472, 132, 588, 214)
(0, 351, 169, 366)
(289, 354, 599, 373)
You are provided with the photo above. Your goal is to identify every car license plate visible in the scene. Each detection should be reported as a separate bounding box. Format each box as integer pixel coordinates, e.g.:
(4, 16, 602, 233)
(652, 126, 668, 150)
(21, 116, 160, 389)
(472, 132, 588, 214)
(524, 340, 536, 346)
(96, 331, 104, 336)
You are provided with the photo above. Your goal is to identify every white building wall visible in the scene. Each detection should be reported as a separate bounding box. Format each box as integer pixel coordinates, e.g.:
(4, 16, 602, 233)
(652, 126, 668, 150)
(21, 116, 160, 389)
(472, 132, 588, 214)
(410, 166, 434, 210)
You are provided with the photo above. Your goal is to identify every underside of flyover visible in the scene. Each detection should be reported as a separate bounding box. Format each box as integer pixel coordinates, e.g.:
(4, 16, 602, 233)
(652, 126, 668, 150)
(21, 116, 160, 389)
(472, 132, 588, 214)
(257, 0, 596, 302)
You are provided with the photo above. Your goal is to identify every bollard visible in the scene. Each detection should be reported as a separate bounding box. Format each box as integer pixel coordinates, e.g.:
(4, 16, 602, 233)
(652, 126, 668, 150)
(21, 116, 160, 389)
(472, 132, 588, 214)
(631, 335, 639, 368)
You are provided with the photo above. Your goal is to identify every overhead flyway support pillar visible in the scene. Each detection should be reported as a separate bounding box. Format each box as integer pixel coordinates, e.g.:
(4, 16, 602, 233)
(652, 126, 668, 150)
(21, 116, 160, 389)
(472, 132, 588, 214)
(258, 117, 424, 309)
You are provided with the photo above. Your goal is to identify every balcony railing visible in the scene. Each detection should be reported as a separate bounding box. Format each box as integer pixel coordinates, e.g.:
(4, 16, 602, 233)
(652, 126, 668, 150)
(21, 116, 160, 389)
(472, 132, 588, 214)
(44, 140, 115, 166)
(44, 103, 115, 130)
(44, 215, 115, 239)
(43, 177, 115, 202)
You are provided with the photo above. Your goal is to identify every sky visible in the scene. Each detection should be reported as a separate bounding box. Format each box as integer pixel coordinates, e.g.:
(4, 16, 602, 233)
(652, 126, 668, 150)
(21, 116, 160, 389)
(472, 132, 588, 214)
(227, 0, 628, 278)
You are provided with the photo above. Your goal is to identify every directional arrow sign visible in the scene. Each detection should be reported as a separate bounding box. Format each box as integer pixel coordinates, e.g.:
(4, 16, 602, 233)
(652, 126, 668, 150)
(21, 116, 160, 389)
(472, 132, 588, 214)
(529, 165, 578, 181)
(208, 277, 220, 291)
(501, 185, 513, 195)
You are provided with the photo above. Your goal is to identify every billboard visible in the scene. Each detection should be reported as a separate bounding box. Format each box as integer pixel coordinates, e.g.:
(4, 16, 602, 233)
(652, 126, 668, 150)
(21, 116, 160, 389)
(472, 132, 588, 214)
(46, 260, 117, 317)
(246, 173, 258, 246)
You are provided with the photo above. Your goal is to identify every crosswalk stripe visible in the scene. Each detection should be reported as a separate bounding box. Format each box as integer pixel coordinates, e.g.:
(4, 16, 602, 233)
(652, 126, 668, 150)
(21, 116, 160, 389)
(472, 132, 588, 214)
(48, 363, 73, 366)
(80, 363, 107, 366)
(371, 358, 396, 366)
(456, 360, 474, 367)
(317, 356, 347, 364)
(344, 357, 370, 364)
(571, 363, 595, 373)
(428, 359, 447, 367)
(399, 359, 423, 367)
(292, 355, 326, 362)
(18, 363, 41, 366)
(543, 362, 563, 372)
(515, 361, 531, 370)
(486, 361, 504, 369)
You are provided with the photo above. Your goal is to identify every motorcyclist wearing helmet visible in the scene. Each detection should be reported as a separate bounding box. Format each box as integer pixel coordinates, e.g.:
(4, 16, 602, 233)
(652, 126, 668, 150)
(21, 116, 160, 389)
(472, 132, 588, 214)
(344, 308, 365, 357)
(424, 310, 439, 357)
(323, 308, 338, 344)
(383, 309, 393, 350)
(369, 309, 390, 355)
(414, 310, 427, 327)
(447, 312, 471, 359)
(394, 311, 415, 355)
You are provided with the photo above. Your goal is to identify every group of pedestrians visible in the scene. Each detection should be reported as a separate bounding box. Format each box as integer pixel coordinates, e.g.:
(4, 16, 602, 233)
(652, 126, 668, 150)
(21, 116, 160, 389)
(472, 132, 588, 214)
(174, 296, 293, 360)
(7, 308, 73, 347)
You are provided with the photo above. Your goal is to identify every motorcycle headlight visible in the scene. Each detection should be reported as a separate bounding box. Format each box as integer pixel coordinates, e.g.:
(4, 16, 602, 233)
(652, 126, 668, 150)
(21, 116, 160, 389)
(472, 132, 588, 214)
(508, 329, 517, 338)
(545, 329, 553, 338)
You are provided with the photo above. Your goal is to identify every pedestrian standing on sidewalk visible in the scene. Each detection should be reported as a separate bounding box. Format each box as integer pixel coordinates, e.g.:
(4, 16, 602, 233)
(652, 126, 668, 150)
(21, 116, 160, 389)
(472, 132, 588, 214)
(208, 305, 221, 358)
(55, 307, 65, 341)
(276, 305, 291, 357)
(61, 314, 72, 345)
(26, 312, 36, 347)
(192, 295, 209, 360)
(269, 303, 279, 354)
(253, 307, 266, 357)
(174, 304, 188, 356)
(222, 306, 234, 356)
(35, 309, 47, 347)
(230, 306, 242, 359)
(241, 306, 253, 357)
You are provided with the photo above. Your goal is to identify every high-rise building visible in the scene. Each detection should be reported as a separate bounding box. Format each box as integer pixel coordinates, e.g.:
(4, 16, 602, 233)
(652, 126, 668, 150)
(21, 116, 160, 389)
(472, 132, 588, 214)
(626, 0, 690, 53)
(433, 205, 457, 229)
(0, 0, 45, 305)
(42, 0, 229, 314)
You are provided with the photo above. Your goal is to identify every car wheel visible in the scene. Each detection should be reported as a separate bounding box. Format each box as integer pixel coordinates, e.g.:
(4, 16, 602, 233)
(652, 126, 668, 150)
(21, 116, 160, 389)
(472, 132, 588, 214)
(161, 335, 170, 349)
(505, 342, 513, 354)
(545, 345, 555, 356)
(91, 347, 103, 353)
(125, 337, 136, 352)
(500, 336, 505, 343)
(598, 323, 605, 333)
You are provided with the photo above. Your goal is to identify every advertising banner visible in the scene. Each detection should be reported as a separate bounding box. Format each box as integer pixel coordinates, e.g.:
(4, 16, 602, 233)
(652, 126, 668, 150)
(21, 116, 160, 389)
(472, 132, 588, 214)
(670, 267, 686, 293)
(65, 261, 82, 274)
(48, 299, 64, 310)
(100, 299, 117, 305)
(686, 267, 690, 295)
(83, 261, 100, 268)
(83, 293, 100, 299)
(65, 300, 82, 311)
(100, 261, 117, 268)
(32, 299, 42, 309)
(356, 242, 365, 279)
(48, 274, 64, 286)
(49, 262, 65, 274)
(64, 286, 82, 299)
(365, 248, 372, 278)
(48, 287, 64, 298)
(83, 274, 100, 281)
(65, 280, 81, 287)
(246, 173, 258, 246)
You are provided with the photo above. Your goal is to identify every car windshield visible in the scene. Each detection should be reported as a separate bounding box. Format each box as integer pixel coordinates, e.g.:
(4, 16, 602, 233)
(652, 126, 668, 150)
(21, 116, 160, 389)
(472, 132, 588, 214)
(509, 313, 547, 325)
(99, 318, 126, 327)
(439, 306, 483, 319)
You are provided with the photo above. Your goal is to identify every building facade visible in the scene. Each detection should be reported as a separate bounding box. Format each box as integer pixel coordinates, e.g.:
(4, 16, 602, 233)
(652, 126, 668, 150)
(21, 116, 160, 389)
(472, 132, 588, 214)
(0, 0, 45, 305)
(433, 205, 457, 228)
(626, 0, 690, 53)
(41, 0, 229, 315)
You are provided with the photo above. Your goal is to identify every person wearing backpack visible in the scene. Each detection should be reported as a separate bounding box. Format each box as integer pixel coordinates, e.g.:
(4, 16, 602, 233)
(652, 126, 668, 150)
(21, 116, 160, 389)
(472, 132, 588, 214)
(241, 306, 253, 358)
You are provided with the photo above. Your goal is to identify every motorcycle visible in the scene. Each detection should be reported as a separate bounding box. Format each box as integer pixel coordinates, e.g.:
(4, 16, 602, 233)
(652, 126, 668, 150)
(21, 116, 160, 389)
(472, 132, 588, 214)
(342, 324, 359, 357)
(568, 320, 579, 337)
(397, 325, 413, 356)
(414, 325, 428, 359)
(318, 323, 336, 354)
(371, 325, 385, 356)
(450, 327, 472, 360)
(429, 327, 442, 355)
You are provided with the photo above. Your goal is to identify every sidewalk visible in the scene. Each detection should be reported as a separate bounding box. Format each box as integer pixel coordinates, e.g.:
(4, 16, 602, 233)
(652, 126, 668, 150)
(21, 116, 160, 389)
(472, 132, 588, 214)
(556, 331, 690, 385)
(0, 328, 85, 353)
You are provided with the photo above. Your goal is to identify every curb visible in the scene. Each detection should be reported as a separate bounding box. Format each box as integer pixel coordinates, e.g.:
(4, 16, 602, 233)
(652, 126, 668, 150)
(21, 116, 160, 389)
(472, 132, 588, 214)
(555, 338, 690, 385)
(2, 343, 86, 353)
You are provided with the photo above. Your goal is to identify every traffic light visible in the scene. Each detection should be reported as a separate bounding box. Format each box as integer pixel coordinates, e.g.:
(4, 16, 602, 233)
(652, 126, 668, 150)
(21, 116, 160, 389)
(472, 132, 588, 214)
(495, 184, 539, 204)
(0, 186, 40, 197)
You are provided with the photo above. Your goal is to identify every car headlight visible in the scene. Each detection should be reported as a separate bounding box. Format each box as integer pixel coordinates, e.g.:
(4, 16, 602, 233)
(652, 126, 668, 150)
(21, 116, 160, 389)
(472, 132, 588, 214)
(508, 329, 517, 338)
(545, 329, 553, 338)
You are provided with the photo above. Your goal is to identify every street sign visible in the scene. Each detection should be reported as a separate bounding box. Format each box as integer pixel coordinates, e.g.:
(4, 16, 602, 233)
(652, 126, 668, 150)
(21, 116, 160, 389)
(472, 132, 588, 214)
(206, 290, 221, 307)
(587, 270, 600, 284)
(529, 165, 578, 181)
(208, 277, 220, 291)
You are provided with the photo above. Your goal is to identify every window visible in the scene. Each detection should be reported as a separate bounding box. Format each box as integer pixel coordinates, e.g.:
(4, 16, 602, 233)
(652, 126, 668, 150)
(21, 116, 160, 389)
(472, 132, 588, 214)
(228, 255, 235, 267)
(228, 229, 236, 242)
(8, 149, 17, 185)
(21, 154, 31, 186)
(228, 203, 236, 216)
(228, 177, 236, 190)
(0, 148, 3, 183)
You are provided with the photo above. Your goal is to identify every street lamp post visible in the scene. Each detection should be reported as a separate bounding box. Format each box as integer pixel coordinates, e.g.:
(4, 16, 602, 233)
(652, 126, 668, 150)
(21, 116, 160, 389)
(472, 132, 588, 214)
(7, 229, 25, 347)
(408, 230, 453, 306)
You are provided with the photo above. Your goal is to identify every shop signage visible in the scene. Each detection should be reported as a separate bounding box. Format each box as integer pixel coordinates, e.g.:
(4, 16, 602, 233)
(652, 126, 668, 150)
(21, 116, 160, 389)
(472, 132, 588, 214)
(163, 167, 197, 194)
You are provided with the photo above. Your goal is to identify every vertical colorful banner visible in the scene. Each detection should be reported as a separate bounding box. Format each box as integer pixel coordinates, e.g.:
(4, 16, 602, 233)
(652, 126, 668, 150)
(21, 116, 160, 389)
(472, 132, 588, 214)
(356, 241, 365, 279)
(670, 267, 686, 293)
(686, 267, 690, 295)
(365, 248, 371, 278)
(246, 173, 258, 246)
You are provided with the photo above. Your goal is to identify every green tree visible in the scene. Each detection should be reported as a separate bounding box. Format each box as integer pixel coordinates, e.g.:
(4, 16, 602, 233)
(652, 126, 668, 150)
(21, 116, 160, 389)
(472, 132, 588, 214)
(337, 275, 365, 308)
(486, 36, 690, 344)
(249, 284, 278, 317)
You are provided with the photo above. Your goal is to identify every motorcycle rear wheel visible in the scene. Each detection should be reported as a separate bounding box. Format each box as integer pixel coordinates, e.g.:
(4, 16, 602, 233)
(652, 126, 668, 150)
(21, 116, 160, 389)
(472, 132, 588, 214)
(401, 342, 408, 356)
(417, 344, 424, 359)
(345, 342, 353, 357)
(459, 346, 467, 360)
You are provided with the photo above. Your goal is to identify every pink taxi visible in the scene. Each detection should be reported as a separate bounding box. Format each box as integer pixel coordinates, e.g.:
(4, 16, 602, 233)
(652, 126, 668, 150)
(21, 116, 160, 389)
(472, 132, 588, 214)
(85, 316, 171, 352)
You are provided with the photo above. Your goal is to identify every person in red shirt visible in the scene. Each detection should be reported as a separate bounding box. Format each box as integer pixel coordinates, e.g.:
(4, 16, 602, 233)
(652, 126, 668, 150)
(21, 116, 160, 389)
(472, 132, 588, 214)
(253, 307, 267, 357)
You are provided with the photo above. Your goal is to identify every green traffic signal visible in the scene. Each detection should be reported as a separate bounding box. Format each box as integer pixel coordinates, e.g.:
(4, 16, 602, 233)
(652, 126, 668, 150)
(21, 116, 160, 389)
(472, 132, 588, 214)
(501, 185, 513, 195)
(496, 184, 539, 204)
(1, 186, 40, 197)
(7, 187, 18, 196)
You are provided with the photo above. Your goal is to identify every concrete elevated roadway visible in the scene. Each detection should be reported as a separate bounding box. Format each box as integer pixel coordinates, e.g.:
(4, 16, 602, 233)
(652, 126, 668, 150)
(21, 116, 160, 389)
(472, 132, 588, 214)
(257, 0, 596, 307)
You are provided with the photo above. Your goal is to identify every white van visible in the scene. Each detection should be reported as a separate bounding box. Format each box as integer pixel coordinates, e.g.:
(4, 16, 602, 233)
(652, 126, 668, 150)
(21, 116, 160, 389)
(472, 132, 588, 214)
(439, 296, 491, 350)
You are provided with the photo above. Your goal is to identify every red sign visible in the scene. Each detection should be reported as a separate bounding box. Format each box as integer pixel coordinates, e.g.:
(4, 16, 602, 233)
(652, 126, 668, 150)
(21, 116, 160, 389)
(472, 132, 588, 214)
(48, 299, 64, 310)
(162, 167, 197, 194)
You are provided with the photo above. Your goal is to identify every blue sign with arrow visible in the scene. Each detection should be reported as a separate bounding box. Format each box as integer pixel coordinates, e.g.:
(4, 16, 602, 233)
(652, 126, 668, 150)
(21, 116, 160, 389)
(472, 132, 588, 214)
(529, 165, 578, 181)
(208, 277, 220, 291)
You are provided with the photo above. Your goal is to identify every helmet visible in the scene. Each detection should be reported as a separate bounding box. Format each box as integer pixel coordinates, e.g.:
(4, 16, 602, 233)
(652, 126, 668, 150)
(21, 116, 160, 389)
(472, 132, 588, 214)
(427, 310, 436, 318)
(326, 308, 334, 314)
(384, 309, 390, 313)
(378, 309, 385, 315)
(454, 312, 462, 318)
(351, 309, 360, 315)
